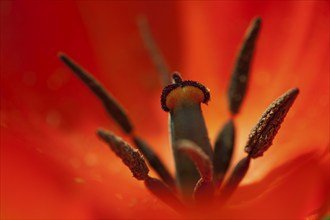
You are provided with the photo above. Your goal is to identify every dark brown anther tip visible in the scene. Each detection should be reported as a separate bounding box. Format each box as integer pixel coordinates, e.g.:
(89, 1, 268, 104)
(245, 88, 299, 158)
(97, 129, 149, 181)
(132, 136, 176, 189)
(248, 17, 262, 39)
(253, 16, 261, 27)
(58, 52, 65, 59)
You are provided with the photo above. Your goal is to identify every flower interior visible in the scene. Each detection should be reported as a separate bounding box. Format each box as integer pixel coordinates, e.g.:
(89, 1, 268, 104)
(58, 17, 299, 215)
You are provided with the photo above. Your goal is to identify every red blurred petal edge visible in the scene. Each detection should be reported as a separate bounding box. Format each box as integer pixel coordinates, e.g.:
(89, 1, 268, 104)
(1, 1, 329, 219)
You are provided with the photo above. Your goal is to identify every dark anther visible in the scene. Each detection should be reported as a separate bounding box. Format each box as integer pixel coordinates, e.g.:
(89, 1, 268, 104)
(97, 129, 149, 181)
(245, 88, 299, 158)
(59, 53, 134, 134)
(132, 136, 176, 189)
(227, 17, 261, 115)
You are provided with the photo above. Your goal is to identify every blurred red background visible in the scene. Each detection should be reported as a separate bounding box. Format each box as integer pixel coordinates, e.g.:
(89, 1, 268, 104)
(0, 1, 329, 219)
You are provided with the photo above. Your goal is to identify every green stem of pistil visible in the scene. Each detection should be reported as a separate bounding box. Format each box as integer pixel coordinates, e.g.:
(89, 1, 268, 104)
(170, 103, 213, 200)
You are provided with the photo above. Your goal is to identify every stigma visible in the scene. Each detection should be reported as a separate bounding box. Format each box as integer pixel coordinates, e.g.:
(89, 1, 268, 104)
(161, 73, 210, 112)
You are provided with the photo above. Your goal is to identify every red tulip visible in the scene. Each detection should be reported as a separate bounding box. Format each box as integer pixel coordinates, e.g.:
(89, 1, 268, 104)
(1, 1, 328, 219)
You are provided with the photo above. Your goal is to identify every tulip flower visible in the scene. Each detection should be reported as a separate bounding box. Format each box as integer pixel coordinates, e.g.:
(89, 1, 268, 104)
(1, 1, 329, 219)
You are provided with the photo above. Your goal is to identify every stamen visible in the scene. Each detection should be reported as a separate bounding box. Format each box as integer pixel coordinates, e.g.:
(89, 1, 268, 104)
(57, 14, 303, 213)
(59, 53, 133, 134)
(176, 140, 213, 182)
(59, 53, 177, 190)
(176, 140, 214, 201)
(97, 129, 149, 180)
(132, 136, 176, 189)
(137, 16, 171, 86)
(213, 120, 235, 187)
(218, 156, 251, 203)
(245, 88, 299, 158)
(98, 129, 185, 211)
(145, 176, 187, 213)
(227, 17, 261, 114)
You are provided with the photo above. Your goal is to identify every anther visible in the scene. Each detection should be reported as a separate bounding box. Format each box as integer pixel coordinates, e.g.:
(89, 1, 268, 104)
(132, 136, 176, 189)
(227, 17, 261, 115)
(59, 52, 134, 134)
(97, 129, 149, 180)
(59, 53, 175, 192)
(98, 129, 185, 212)
(245, 88, 299, 158)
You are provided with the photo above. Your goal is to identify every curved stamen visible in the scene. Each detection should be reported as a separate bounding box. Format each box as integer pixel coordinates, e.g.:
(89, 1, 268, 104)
(59, 52, 133, 134)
